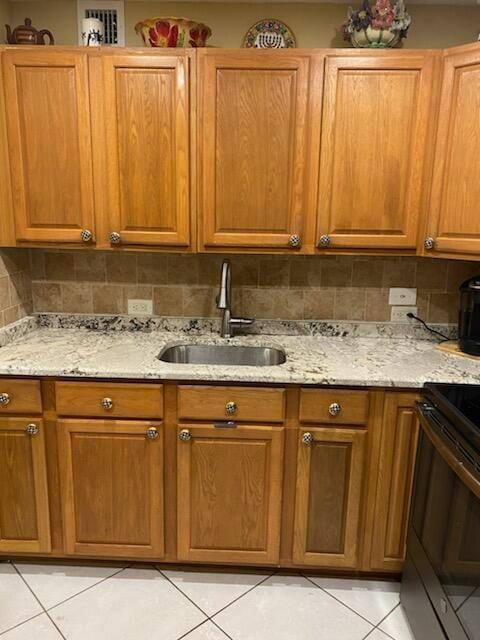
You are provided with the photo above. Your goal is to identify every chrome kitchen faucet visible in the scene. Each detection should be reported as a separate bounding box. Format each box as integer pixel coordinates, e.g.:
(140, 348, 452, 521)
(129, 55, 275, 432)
(216, 260, 254, 338)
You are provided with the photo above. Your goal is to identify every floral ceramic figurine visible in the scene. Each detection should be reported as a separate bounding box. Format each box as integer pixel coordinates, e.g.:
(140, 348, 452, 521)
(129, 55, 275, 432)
(342, 0, 411, 48)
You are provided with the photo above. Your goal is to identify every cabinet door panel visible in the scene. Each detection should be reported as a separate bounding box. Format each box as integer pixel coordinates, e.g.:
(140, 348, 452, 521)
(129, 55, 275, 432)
(95, 53, 191, 247)
(0, 418, 50, 553)
(293, 427, 366, 568)
(58, 420, 164, 558)
(177, 424, 284, 564)
(427, 47, 480, 258)
(2, 50, 94, 244)
(318, 54, 435, 250)
(198, 50, 322, 251)
(364, 393, 419, 572)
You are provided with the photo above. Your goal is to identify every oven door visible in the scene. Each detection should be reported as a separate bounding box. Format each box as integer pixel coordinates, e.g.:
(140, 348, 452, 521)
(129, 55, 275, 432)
(407, 403, 480, 640)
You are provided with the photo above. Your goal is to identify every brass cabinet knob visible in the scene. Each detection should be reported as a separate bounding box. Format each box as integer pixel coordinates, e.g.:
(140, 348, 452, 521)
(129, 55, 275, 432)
(328, 402, 341, 416)
(319, 234, 330, 247)
(302, 432, 314, 445)
(101, 397, 113, 410)
(225, 401, 237, 415)
(179, 429, 192, 442)
(110, 232, 121, 244)
(146, 427, 159, 440)
(80, 229, 93, 242)
(0, 393, 10, 406)
(424, 237, 435, 250)
(26, 423, 39, 436)
(288, 234, 301, 248)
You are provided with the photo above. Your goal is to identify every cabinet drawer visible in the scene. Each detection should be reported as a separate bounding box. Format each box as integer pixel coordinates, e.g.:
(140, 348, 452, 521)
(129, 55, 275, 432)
(55, 382, 163, 418)
(177, 386, 285, 422)
(299, 389, 369, 425)
(0, 379, 42, 414)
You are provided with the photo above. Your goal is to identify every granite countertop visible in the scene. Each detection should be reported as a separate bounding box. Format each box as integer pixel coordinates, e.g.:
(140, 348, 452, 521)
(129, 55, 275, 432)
(0, 314, 478, 388)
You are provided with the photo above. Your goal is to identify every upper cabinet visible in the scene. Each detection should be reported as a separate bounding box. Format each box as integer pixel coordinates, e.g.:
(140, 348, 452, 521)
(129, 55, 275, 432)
(424, 44, 480, 259)
(92, 51, 193, 249)
(197, 50, 323, 253)
(2, 49, 95, 245)
(317, 52, 437, 252)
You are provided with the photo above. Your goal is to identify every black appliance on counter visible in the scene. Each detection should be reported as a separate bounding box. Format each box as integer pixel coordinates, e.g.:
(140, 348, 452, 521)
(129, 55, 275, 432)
(401, 383, 480, 640)
(458, 277, 480, 356)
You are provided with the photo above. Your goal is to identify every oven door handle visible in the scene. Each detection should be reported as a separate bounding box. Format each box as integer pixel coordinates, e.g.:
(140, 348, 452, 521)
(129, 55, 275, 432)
(416, 402, 480, 500)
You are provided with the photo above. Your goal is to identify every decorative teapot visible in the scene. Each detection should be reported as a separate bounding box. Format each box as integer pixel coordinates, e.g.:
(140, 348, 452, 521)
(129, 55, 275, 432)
(5, 18, 54, 45)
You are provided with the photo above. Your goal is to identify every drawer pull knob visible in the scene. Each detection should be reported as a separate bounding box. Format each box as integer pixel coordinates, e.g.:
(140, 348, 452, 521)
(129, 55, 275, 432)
(328, 402, 341, 416)
(319, 234, 330, 247)
(26, 423, 38, 436)
(424, 237, 435, 250)
(110, 231, 121, 244)
(288, 234, 301, 249)
(225, 401, 237, 415)
(302, 432, 314, 445)
(101, 397, 114, 410)
(0, 393, 10, 406)
(146, 427, 159, 440)
(80, 229, 93, 242)
(179, 429, 192, 442)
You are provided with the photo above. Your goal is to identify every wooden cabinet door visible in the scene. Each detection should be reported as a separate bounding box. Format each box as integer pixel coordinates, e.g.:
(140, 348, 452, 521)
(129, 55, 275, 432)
(425, 45, 480, 259)
(198, 50, 322, 252)
(317, 53, 436, 251)
(177, 424, 284, 564)
(0, 418, 50, 553)
(2, 50, 95, 244)
(293, 427, 366, 568)
(93, 52, 192, 248)
(57, 419, 164, 558)
(363, 393, 419, 572)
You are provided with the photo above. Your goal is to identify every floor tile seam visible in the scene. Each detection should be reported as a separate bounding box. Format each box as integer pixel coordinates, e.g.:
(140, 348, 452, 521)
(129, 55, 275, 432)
(0, 612, 44, 637)
(207, 570, 278, 620)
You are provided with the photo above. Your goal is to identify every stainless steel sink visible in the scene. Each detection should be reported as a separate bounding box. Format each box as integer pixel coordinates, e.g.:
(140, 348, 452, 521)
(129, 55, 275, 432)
(157, 344, 286, 366)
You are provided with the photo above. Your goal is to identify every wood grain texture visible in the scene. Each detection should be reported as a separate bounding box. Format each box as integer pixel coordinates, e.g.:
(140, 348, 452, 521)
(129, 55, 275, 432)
(177, 385, 285, 422)
(198, 49, 323, 252)
(363, 392, 419, 572)
(293, 427, 366, 568)
(299, 389, 370, 425)
(2, 49, 95, 244)
(55, 382, 163, 419)
(0, 417, 50, 553)
(57, 419, 164, 557)
(0, 52, 15, 245)
(317, 53, 436, 251)
(0, 378, 42, 415)
(177, 423, 284, 564)
(426, 46, 480, 257)
(94, 52, 192, 248)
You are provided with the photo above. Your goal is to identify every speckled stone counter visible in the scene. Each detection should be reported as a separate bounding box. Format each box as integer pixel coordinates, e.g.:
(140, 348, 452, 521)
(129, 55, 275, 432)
(0, 314, 477, 388)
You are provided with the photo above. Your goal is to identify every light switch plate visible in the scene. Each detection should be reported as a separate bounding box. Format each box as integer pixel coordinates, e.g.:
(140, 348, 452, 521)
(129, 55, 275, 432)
(388, 287, 417, 306)
(127, 299, 153, 316)
(391, 306, 417, 322)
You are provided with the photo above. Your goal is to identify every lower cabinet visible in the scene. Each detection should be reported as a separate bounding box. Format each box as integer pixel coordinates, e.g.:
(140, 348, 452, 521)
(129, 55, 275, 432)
(57, 419, 164, 558)
(177, 424, 284, 564)
(0, 417, 50, 553)
(293, 427, 367, 568)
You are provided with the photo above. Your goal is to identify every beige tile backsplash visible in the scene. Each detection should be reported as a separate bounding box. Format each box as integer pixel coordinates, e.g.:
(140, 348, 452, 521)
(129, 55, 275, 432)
(0, 249, 32, 327)
(30, 251, 480, 324)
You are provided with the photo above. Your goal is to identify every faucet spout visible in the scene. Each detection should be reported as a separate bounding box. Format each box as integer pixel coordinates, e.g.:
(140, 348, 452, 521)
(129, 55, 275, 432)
(216, 259, 254, 338)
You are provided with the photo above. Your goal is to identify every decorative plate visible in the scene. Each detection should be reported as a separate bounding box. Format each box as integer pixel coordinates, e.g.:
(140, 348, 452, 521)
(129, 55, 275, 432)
(243, 19, 296, 49)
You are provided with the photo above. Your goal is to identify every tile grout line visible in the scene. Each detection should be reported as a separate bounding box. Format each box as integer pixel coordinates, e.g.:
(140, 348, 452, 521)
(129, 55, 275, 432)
(370, 602, 401, 640)
(207, 571, 277, 620)
(11, 563, 68, 640)
(0, 612, 45, 637)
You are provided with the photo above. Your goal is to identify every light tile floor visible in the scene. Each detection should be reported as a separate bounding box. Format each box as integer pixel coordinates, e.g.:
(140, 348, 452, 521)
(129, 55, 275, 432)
(0, 561, 416, 640)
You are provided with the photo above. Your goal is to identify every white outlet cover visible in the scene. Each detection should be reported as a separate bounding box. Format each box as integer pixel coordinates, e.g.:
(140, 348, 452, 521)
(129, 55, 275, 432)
(127, 299, 153, 316)
(388, 287, 417, 306)
(391, 306, 418, 322)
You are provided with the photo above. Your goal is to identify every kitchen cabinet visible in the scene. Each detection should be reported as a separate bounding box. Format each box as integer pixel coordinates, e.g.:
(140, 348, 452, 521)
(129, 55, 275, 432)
(92, 51, 193, 249)
(57, 419, 164, 558)
(0, 417, 50, 553)
(177, 423, 284, 564)
(424, 44, 480, 259)
(197, 50, 323, 253)
(2, 49, 95, 245)
(363, 392, 419, 572)
(317, 52, 437, 252)
(293, 427, 367, 568)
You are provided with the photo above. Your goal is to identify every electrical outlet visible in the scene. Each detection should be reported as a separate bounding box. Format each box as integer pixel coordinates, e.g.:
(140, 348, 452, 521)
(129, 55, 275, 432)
(391, 306, 417, 322)
(388, 288, 417, 306)
(127, 299, 153, 316)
